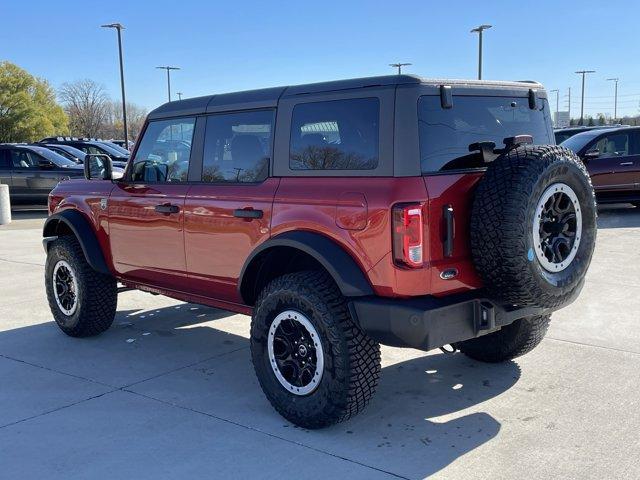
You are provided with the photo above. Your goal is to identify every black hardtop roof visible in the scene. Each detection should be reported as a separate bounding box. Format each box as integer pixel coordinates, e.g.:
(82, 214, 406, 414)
(148, 74, 544, 120)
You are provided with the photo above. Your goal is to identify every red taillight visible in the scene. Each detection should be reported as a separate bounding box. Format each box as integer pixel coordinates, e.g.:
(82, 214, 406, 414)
(392, 203, 424, 268)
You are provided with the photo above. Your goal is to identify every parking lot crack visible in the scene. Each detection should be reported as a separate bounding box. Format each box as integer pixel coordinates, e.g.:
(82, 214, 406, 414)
(0, 353, 117, 389)
(0, 257, 44, 267)
(546, 337, 640, 356)
(0, 389, 119, 430)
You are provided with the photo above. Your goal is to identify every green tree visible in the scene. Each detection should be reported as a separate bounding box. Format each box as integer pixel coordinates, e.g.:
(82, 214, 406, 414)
(587, 116, 595, 126)
(0, 61, 68, 142)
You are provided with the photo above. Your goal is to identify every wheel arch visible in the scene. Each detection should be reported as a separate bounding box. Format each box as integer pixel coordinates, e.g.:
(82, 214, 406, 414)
(43, 210, 110, 275)
(239, 231, 373, 306)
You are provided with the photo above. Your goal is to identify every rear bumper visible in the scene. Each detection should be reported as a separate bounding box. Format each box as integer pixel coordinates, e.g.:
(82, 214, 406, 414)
(348, 286, 580, 351)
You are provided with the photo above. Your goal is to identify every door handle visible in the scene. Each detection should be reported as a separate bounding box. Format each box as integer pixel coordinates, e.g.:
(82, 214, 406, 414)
(443, 204, 455, 258)
(233, 208, 263, 219)
(619, 162, 633, 166)
(155, 203, 180, 214)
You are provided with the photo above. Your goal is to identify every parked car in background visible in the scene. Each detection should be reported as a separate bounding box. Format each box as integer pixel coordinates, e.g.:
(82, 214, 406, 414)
(109, 139, 134, 151)
(554, 125, 626, 144)
(39, 137, 129, 167)
(40, 144, 87, 164)
(0, 144, 85, 204)
(561, 126, 640, 206)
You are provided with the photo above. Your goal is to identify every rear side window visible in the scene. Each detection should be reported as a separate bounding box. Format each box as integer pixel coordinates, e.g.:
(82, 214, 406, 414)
(289, 98, 379, 170)
(419, 95, 553, 173)
(202, 110, 273, 183)
(131, 117, 195, 182)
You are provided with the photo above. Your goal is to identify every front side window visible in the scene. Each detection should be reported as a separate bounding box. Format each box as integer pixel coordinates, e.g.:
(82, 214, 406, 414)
(130, 117, 195, 182)
(289, 98, 379, 170)
(592, 133, 631, 159)
(10, 149, 39, 168)
(419, 95, 554, 172)
(202, 110, 273, 183)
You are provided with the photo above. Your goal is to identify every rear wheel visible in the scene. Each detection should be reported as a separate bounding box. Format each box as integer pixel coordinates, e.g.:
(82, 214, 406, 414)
(45, 236, 117, 337)
(250, 270, 381, 429)
(455, 315, 550, 363)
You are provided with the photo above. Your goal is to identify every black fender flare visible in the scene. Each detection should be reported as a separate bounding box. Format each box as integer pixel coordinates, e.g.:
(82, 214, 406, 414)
(239, 231, 374, 303)
(43, 210, 110, 275)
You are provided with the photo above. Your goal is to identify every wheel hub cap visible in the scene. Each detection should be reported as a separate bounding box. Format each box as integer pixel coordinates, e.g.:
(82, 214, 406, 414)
(532, 183, 582, 272)
(267, 310, 324, 396)
(53, 260, 78, 316)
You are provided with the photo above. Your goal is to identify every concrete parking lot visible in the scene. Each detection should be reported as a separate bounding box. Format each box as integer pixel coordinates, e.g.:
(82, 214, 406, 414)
(1, 206, 639, 479)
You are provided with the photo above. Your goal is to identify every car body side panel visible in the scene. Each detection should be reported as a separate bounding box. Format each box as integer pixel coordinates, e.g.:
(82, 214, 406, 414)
(183, 178, 281, 303)
(271, 176, 433, 298)
(48, 179, 115, 272)
(423, 174, 483, 295)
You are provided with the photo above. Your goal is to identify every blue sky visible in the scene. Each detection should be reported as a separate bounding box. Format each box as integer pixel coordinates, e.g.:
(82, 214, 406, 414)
(2, 0, 638, 118)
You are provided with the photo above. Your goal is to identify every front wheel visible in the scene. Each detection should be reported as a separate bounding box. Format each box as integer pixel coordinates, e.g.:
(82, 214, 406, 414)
(454, 315, 550, 363)
(45, 236, 117, 337)
(250, 270, 381, 429)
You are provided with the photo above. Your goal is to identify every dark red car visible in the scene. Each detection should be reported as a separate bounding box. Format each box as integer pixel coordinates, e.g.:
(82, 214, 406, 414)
(561, 126, 640, 206)
(42, 75, 597, 428)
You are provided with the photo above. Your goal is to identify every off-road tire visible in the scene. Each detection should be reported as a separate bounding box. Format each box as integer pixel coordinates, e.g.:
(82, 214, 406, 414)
(471, 145, 597, 308)
(45, 236, 117, 337)
(250, 270, 381, 429)
(455, 315, 550, 363)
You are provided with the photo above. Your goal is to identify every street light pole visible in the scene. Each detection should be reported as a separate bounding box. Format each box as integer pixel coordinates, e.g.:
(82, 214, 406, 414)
(470, 24, 492, 80)
(575, 70, 595, 125)
(389, 63, 411, 75)
(101, 23, 128, 147)
(176, 92, 183, 100)
(156, 66, 180, 102)
(549, 89, 559, 126)
(606, 77, 619, 121)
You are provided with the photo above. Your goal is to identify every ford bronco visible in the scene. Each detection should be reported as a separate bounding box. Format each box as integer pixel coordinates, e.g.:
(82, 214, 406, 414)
(43, 75, 597, 428)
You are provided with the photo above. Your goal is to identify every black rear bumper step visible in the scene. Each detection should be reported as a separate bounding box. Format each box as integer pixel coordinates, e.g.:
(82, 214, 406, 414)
(348, 287, 581, 352)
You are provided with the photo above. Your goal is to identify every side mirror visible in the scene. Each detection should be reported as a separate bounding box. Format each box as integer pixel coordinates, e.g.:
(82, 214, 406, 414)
(38, 159, 54, 169)
(84, 154, 113, 180)
(583, 149, 600, 160)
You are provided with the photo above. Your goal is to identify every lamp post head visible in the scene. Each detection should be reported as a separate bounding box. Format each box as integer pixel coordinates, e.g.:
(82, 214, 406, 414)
(471, 24, 492, 33)
(101, 23, 124, 30)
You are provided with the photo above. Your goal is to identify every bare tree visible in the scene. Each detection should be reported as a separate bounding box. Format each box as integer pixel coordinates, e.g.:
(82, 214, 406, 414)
(100, 100, 147, 140)
(59, 79, 110, 137)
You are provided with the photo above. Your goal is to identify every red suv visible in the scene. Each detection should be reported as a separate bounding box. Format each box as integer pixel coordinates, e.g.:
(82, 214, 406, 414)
(43, 75, 597, 428)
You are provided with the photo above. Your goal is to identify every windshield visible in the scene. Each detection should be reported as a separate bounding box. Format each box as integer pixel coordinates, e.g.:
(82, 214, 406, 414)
(28, 146, 79, 167)
(103, 142, 130, 155)
(560, 131, 603, 153)
(419, 95, 554, 172)
(51, 144, 86, 160)
(95, 142, 129, 157)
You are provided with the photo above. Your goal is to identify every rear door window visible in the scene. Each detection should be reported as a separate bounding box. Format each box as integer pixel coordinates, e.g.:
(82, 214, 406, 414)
(289, 98, 379, 170)
(419, 95, 553, 173)
(130, 117, 195, 182)
(202, 110, 274, 183)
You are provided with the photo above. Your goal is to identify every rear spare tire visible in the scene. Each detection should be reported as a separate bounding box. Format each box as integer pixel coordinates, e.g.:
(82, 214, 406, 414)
(471, 145, 596, 308)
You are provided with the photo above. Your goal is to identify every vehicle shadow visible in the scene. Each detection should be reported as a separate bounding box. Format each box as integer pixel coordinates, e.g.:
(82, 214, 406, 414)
(0, 301, 519, 478)
(597, 203, 640, 229)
